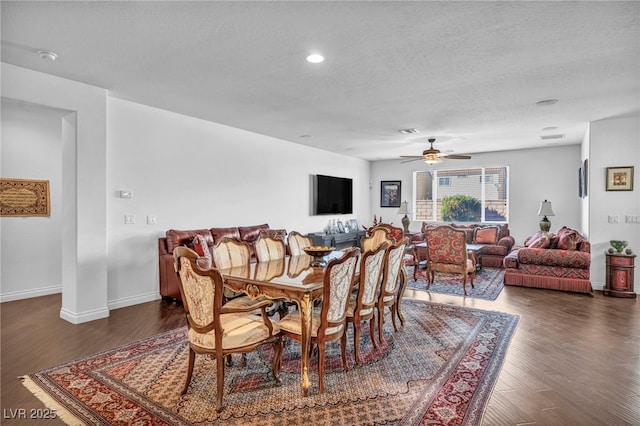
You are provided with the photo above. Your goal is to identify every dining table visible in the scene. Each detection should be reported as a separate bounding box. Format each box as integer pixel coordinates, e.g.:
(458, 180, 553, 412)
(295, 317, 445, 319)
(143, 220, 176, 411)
(219, 253, 335, 397)
(219, 250, 409, 396)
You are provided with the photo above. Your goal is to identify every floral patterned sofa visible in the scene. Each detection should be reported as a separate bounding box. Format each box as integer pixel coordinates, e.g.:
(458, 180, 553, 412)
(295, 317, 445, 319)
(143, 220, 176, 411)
(503, 226, 592, 293)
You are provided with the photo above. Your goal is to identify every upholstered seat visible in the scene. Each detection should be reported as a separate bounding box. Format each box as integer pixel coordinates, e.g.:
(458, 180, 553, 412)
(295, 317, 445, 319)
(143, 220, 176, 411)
(377, 238, 408, 344)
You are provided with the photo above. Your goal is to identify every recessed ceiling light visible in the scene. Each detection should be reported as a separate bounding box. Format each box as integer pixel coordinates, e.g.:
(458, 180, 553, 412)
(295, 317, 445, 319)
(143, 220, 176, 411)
(535, 99, 559, 106)
(38, 50, 57, 61)
(542, 126, 559, 131)
(306, 54, 324, 63)
(540, 134, 565, 141)
(299, 134, 312, 138)
(398, 128, 420, 134)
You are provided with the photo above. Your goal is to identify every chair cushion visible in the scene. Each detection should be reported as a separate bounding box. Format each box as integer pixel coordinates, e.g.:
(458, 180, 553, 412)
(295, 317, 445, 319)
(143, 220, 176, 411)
(278, 309, 344, 337)
(188, 314, 279, 350)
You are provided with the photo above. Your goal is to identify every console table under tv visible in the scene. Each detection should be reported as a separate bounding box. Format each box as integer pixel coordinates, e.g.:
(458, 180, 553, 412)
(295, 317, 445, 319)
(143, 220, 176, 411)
(309, 230, 366, 250)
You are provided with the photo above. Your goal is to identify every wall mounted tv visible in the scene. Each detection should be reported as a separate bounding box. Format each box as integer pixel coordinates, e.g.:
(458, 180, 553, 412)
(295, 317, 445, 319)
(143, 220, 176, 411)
(312, 174, 353, 215)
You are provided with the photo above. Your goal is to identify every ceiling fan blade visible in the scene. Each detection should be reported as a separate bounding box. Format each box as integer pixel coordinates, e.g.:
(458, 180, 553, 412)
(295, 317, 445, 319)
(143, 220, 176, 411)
(400, 157, 425, 163)
(442, 154, 472, 159)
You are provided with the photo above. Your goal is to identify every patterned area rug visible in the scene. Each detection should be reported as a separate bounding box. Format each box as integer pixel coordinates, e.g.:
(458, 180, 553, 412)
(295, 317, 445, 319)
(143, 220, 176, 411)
(408, 267, 505, 300)
(21, 300, 518, 425)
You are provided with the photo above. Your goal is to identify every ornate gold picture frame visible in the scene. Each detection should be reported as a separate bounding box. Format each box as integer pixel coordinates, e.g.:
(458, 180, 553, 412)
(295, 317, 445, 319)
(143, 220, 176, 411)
(0, 178, 51, 216)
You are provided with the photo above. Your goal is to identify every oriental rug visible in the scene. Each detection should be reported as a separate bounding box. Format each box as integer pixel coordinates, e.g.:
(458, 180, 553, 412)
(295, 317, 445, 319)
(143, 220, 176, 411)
(407, 267, 505, 301)
(21, 300, 518, 426)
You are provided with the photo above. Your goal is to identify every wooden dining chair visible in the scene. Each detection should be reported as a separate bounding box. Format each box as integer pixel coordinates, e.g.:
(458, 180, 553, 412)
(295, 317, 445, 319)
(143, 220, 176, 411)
(360, 227, 391, 253)
(346, 242, 388, 365)
(173, 247, 282, 412)
(377, 237, 408, 344)
(211, 238, 263, 309)
(277, 248, 359, 393)
(287, 231, 313, 256)
(424, 225, 476, 295)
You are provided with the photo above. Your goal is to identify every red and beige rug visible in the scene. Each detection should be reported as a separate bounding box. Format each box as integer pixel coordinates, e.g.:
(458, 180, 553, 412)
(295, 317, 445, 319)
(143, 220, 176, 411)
(22, 300, 518, 425)
(408, 267, 506, 300)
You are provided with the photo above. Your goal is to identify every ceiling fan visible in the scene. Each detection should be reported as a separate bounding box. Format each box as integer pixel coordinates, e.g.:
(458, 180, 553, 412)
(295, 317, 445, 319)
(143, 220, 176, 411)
(400, 138, 472, 164)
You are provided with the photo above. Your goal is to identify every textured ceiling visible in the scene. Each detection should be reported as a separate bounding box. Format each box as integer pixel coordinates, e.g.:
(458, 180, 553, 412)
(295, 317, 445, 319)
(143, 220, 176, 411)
(1, 1, 639, 161)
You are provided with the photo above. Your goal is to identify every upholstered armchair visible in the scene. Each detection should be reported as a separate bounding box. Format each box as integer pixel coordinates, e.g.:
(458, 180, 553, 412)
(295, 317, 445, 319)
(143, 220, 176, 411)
(173, 247, 282, 412)
(424, 225, 476, 295)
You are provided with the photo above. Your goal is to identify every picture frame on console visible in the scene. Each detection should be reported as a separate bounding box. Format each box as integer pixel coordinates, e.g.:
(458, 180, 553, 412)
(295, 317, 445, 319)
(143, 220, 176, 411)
(606, 166, 634, 191)
(381, 180, 401, 207)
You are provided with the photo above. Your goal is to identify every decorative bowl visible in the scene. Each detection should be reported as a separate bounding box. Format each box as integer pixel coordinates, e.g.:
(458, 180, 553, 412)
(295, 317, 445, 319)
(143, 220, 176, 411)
(302, 246, 335, 266)
(610, 240, 628, 253)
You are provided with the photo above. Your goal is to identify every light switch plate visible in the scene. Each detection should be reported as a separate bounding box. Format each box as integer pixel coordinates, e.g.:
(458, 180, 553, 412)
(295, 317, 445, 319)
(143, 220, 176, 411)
(608, 215, 620, 224)
(147, 215, 157, 225)
(124, 214, 135, 224)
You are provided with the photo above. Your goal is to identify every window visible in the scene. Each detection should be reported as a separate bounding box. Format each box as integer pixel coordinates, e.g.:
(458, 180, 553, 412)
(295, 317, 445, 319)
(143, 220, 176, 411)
(414, 166, 509, 223)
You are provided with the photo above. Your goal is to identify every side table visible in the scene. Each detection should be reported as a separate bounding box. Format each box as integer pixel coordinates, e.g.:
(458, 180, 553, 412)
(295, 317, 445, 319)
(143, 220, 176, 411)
(604, 252, 636, 298)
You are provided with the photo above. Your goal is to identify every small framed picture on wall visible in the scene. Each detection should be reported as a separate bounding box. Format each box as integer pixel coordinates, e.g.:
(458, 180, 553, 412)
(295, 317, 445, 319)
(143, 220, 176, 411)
(606, 166, 634, 191)
(380, 180, 401, 207)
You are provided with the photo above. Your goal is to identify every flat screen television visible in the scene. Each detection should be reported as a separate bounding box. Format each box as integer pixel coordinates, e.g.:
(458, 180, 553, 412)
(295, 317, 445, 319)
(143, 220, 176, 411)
(312, 174, 353, 215)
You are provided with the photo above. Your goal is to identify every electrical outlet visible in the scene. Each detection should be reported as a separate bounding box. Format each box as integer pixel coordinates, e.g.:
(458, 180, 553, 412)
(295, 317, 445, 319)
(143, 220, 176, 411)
(147, 215, 157, 225)
(608, 215, 619, 224)
(626, 215, 640, 224)
(124, 214, 135, 224)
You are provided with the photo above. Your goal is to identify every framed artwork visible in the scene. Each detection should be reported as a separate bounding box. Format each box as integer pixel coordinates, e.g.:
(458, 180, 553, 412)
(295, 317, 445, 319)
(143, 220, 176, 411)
(606, 166, 634, 191)
(578, 167, 583, 198)
(380, 180, 401, 207)
(0, 178, 50, 217)
(583, 159, 588, 197)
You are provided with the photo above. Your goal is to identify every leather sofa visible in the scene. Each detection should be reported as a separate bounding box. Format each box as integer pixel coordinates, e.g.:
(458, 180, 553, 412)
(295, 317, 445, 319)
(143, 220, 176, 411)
(503, 227, 592, 293)
(414, 222, 515, 268)
(158, 223, 278, 301)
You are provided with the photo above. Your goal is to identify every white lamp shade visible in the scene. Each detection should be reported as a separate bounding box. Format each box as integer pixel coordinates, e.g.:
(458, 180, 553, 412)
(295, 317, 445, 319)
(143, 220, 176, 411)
(537, 200, 555, 217)
(397, 201, 411, 215)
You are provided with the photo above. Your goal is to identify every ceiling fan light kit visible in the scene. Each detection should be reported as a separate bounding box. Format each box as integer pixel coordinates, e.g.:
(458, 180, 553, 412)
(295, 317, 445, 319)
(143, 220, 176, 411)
(400, 138, 471, 164)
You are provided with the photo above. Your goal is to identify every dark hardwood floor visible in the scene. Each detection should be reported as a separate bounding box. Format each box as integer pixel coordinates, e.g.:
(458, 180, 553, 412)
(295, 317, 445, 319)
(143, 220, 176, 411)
(1, 284, 639, 425)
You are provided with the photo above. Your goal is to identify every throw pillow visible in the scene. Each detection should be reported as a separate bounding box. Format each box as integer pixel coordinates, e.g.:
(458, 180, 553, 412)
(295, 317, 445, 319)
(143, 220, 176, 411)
(528, 235, 551, 249)
(192, 234, 212, 259)
(557, 230, 579, 250)
(473, 227, 498, 244)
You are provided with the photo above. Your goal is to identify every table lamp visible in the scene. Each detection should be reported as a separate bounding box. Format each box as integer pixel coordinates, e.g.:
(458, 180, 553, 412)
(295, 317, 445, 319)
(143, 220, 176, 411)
(537, 199, 554, 232)
(397, 201, 412, 233)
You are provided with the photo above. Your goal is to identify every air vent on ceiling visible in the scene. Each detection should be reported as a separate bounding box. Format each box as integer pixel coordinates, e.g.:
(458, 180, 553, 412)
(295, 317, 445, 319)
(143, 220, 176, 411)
(398, 128, 419, 134)
(541, 134, 565, 141)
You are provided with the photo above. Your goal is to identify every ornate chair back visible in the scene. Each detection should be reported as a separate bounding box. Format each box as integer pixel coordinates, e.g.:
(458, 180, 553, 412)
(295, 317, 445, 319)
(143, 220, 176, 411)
(376, 237, 408, 343)
(211, 238, 252, 269)
(254, 236, 287, 262)
(347, 242, 388, 364)
(287, 231, 313, 256)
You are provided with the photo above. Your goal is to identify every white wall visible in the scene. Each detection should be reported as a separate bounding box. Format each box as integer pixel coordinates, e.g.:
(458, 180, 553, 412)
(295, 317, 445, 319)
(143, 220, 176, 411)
(2, 63, 109, 324)
(589, 115, 639, 292)
(106, 98, 371, 307)
(1, 99, 63, 299)
(370, 144, 583, 245)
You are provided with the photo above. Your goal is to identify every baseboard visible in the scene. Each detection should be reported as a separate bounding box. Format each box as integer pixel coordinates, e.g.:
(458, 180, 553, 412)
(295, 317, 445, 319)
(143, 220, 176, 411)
(108, 291, 161, 310)
(60, 306, 110, 324)
(0, 285, 62, 303)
